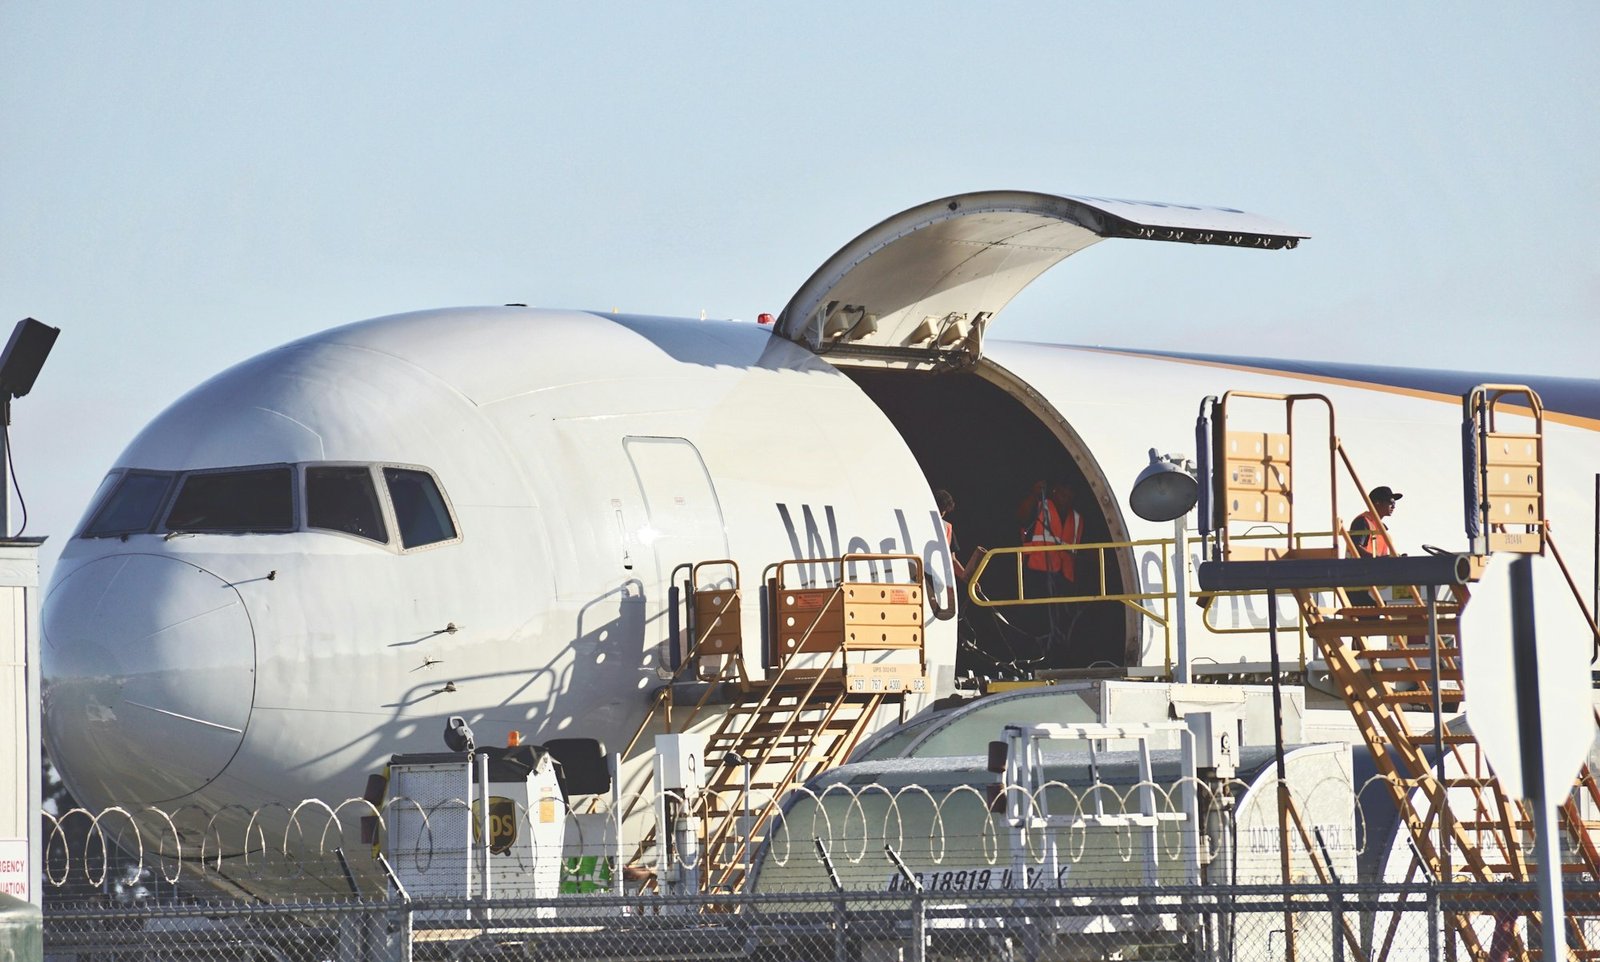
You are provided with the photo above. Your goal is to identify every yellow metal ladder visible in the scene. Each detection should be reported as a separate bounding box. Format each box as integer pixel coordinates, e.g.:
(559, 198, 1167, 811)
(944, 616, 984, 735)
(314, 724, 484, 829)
(1212, 388, 1600, 962)
(623, 553, 929, 894)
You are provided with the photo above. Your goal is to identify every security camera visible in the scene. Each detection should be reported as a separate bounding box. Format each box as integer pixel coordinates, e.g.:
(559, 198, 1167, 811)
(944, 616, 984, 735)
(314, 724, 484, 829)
(443, 715, 475, 753)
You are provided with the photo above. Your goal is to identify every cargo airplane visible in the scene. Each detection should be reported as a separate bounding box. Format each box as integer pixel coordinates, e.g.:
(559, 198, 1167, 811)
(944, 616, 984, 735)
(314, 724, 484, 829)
(40, 191, 1600, 851)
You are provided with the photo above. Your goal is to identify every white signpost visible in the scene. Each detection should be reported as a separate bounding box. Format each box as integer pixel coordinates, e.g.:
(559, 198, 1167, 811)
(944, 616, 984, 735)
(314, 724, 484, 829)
(1463, 555, 1596, 800)
(1461, 554, 1598, 962)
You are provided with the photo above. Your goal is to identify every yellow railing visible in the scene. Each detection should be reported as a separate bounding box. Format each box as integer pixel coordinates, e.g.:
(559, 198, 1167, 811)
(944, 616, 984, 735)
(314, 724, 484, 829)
(966, 531, 1334, 675)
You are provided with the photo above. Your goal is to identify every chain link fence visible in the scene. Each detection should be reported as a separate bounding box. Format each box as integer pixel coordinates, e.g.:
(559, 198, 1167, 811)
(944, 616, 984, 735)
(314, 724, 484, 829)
(40, 780, 1600, 961)
(42, 880, 1592, 962)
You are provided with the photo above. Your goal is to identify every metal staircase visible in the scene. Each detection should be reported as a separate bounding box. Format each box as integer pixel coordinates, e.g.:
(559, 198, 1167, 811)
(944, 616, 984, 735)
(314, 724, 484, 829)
(621, 554, 930, 893)
(1206, 388, 1600, 962)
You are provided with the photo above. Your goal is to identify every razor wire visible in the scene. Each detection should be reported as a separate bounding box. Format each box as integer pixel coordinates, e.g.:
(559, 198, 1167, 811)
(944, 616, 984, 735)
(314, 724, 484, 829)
(39, 768, 1576, 900)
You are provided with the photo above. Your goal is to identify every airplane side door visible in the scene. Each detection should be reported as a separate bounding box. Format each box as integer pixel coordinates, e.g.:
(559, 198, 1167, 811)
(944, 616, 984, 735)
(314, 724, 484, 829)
(622, 434, 731, 597)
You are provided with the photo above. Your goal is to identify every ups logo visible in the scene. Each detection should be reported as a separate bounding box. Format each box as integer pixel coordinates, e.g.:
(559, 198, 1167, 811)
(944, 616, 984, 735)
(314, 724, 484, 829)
(471, 796, 518, 855)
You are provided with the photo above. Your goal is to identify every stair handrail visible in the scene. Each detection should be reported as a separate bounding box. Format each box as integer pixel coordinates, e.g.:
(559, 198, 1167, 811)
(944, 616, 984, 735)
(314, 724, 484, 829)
(613, 561, 746, 827)
(1213, 391, 1339, 560)
(1541, 527, 1600, 660)
(697, 553, 927, 891)
(624, 553, 927, 890)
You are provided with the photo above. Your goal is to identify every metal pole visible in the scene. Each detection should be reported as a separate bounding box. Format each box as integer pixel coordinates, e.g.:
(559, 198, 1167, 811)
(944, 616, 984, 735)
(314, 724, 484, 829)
(742, 755, 755, 889)
(885, 846, 926, 962)
(1313, 828, 1344, 962)
(1533, 797, 1567, 962)
(1407, 832, 1441, 960)
(0, 400, 10, 536)
(1173, 516, 1191, 683)
(477, 751, 492, 906)
(1428, 882, 1441, 962)
(1510, 555, 1567, 962)
(815, 838, 848, 962)
(377, 854, 412, 962)
(1267, 589, 1296, 962)
(610, 753, 625, 897)
(1427, 583, 1459, 962)
(910, 891, 927, 962)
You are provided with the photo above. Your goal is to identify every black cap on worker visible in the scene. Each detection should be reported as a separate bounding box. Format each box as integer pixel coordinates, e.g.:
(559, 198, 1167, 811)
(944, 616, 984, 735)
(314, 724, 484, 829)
(1369, 486, 1403, 504)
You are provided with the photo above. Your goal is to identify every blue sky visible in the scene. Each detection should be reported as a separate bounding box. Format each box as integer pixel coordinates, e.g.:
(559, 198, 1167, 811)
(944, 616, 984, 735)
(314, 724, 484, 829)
(3, 3, 1596, 578)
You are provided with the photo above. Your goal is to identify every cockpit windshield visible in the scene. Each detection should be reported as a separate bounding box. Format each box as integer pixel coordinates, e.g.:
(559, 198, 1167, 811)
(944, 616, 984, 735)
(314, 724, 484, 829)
(306, 466, 389, 543)
(383, 467, 457, 548)
(77, 461, 457, 549)
(82, 471, 176, 537)
(166, 467, 296, 533)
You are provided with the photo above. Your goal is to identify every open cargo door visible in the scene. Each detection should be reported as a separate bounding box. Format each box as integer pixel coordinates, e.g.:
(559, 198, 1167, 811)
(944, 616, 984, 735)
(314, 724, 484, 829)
(774, 191, 1307, 365)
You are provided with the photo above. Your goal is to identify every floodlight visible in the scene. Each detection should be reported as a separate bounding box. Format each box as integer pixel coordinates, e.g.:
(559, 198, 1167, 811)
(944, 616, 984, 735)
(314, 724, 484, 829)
(443, 715, 475, 753)
(1129, 449, 1199, 522)
(0, 318, 59, 401)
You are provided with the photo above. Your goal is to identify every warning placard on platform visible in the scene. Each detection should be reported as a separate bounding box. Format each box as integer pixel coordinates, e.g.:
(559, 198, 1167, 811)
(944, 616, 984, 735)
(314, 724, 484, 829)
(0, 838, 29, 903)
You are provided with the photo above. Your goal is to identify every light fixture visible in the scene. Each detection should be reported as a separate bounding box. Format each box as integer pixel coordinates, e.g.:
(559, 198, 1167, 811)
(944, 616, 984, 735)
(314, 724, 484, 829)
(1130, 448, 1201, 683)
(0, 318, 60, 536)
(1129, 448, 1199, 522)
(443, 715, 475, 753)
(0, 318, 58, 401)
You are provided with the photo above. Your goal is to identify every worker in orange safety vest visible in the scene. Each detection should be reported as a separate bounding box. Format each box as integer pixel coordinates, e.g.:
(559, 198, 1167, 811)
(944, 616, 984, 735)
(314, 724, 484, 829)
(1349, 485, 1402, 609)
(1048, 482, 1086, 584)
(1020, 481, 1065, 575)
(935, 488, 986, 581)
(1018, 482, 1087, 580)
(1350, 485, 1401, 558)
(1017, 480, 1088, 655)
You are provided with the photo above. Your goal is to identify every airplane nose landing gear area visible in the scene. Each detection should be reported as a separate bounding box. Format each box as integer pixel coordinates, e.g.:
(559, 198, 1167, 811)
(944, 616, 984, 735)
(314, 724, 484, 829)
(41, 554, 256, 807)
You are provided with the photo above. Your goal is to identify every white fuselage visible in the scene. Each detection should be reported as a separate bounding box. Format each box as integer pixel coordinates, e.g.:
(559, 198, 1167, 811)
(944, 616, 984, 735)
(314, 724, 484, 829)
(42, 309, 958, 812)
(41, 307, 1600, 827)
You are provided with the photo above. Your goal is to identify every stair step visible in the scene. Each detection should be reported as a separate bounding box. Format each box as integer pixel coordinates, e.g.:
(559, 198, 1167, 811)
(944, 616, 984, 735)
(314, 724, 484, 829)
(723, 698, 845, 715)
(1350, 648, 1462, 662)
(706, 738, 844, 755)
(1483, 862, 1593, 875)
(1366, 668, 1463, 683)
(1333, 603, 1460, 616)
(1381, 690, 1453, 704)
(1304, 589, 1600, 902)
(1311, 619, 1459, 639)
(718, 719, 861, 737)
(1452, 818, 1600, 835)
(751, 673, 849, 691)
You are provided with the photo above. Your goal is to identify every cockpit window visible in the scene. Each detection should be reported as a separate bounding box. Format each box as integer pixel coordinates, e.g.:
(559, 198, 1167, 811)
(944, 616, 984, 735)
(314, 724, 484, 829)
(166, 467, 295, 533)
(383, 467, 457, 548)
(82, 471, 176, 537)
(306, 466, 389, 543)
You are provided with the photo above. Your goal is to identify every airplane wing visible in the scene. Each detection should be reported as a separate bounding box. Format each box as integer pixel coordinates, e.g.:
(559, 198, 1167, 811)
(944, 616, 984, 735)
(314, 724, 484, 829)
(774, 191, 1307, 361)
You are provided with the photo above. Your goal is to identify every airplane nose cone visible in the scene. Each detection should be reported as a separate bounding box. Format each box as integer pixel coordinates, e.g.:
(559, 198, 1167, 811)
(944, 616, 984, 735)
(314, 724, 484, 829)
(43, 554, 256, 806)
